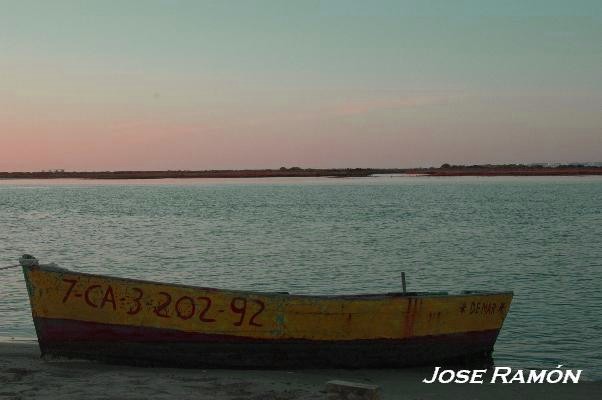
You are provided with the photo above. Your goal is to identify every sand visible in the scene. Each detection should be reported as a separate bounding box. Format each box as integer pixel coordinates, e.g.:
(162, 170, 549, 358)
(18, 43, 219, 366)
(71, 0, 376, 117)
(1, 341, 600, 400)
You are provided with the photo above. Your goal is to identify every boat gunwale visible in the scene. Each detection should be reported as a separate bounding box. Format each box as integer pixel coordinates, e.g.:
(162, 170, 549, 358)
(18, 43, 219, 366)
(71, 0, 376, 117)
(25, 264, 514, 301)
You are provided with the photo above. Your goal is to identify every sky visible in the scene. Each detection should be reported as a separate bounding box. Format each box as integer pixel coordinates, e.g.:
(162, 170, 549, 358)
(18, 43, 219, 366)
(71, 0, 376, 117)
(1, 0, 601, 171)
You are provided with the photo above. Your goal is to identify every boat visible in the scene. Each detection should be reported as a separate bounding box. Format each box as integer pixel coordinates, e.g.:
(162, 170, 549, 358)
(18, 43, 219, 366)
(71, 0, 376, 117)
(21, 256, 513, 368)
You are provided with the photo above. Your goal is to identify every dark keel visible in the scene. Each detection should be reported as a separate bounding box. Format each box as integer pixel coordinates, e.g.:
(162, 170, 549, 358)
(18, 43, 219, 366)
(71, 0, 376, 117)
(34, 318, 498, 369)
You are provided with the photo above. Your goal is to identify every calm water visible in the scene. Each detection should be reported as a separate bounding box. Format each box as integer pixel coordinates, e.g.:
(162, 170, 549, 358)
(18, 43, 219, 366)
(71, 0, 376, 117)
(1, 176, 601, 379)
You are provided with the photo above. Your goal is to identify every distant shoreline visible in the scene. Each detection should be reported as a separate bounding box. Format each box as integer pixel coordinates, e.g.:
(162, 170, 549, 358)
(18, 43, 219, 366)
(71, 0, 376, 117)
(1, 165, 601, 180)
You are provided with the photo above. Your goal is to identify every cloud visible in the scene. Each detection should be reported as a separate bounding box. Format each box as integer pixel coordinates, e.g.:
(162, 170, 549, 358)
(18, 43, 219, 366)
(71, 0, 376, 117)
(331, 95, 454, 117)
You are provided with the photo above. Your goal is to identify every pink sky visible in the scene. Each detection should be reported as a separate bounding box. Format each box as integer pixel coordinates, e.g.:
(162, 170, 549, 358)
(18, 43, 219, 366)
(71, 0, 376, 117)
(2, 87, 600, 171)
(2, 2, 601, 171)
(2, 94, 601, 171)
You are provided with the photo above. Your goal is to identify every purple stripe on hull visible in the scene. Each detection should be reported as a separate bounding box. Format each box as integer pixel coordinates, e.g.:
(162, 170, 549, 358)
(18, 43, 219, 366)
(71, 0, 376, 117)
(35, 316, 261, 343)
(34, 317, 500, 369)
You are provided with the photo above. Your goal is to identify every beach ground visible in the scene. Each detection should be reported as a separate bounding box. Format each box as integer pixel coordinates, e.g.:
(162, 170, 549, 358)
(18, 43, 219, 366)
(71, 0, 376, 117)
(1, 342, 599, 400)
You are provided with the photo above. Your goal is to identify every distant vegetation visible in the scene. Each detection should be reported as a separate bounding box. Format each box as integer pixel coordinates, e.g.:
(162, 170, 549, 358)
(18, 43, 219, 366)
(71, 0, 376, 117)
(0, 168, 392, 179)
(423, 163, 602, 176)
(1, 164, 601, 179)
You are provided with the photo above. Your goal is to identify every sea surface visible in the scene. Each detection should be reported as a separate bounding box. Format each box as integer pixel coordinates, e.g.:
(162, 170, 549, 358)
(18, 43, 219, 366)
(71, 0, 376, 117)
(1, 176, 601, 379)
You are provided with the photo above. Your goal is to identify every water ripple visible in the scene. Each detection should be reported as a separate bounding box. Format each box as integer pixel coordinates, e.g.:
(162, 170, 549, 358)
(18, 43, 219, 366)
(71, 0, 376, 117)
(1, 176, 601, 379)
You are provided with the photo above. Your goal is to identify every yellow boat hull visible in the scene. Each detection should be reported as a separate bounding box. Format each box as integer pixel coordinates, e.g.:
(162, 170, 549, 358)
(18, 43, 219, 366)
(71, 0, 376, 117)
(23, 264, 512, 368)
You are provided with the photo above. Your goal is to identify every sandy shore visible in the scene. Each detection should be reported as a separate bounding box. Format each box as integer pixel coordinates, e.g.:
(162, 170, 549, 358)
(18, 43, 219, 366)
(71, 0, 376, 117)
(1, 341, 599, 400)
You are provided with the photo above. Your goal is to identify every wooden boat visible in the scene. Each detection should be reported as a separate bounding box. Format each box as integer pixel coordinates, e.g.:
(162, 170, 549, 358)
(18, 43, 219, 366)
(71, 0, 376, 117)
(22, 258, 513, 368)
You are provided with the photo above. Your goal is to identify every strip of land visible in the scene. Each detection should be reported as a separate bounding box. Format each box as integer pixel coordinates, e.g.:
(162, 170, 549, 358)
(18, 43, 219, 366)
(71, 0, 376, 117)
(1, 342, 600, 400)
(1, 165, 601, 179)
